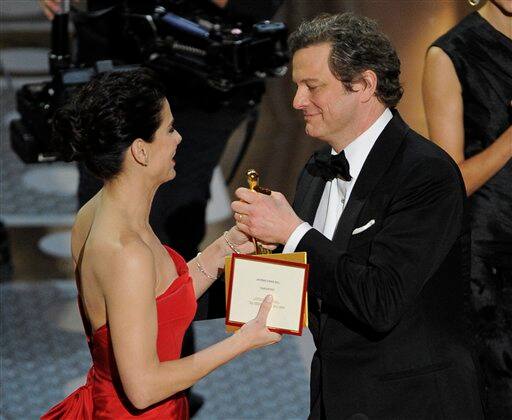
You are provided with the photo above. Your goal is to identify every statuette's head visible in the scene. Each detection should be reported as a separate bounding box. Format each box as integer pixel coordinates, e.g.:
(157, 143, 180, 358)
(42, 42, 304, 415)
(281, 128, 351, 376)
(247, 169, 260, 189)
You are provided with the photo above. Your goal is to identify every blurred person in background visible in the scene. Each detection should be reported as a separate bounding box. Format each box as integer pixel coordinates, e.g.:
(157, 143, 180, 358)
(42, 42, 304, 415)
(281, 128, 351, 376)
(423, 0, 512, 417)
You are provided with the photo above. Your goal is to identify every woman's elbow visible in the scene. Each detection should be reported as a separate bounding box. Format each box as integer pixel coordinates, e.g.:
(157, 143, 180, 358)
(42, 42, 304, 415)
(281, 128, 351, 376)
(125, 385, 153, 410)
(122, 374, 158, 410)
(131, 398, 151, 411)
(123, 376, 181, 410)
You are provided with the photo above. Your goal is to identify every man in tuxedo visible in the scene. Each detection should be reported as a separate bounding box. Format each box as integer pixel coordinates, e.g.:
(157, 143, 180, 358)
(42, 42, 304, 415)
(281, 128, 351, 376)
(232, 13, 483, 419)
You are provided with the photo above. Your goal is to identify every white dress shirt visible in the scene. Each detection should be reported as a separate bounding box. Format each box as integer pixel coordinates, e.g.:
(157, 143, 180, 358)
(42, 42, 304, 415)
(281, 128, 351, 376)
(283, 108, 392, 252)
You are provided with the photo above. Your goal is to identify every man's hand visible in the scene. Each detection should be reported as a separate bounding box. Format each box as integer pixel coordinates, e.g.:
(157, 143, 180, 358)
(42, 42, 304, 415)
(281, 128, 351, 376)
(231, 188, 303, 245)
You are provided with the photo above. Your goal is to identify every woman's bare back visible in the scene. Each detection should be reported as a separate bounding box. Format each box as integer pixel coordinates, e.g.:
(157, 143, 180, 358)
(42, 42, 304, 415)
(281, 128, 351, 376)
(71, 192, 179, 333)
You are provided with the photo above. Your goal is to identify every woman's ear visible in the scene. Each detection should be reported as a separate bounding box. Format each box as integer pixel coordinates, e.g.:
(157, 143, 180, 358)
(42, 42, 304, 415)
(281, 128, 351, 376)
(130, 138, 149, 167)
(353, 69, 378, 103)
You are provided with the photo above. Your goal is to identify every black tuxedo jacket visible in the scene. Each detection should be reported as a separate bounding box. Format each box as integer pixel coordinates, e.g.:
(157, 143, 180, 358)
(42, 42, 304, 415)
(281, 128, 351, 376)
(293, 112, 483, 419)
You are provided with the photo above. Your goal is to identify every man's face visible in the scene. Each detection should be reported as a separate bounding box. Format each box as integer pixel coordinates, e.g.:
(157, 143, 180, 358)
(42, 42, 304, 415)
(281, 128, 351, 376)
(292, 42, 361, 145)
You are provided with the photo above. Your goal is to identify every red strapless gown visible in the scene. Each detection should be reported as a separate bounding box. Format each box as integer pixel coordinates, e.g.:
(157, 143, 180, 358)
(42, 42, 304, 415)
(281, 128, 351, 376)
(42, 246, 197, 419)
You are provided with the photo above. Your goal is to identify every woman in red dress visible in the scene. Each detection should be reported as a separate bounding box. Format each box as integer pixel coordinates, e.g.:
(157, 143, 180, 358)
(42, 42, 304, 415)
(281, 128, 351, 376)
(41, 69, 281, 419)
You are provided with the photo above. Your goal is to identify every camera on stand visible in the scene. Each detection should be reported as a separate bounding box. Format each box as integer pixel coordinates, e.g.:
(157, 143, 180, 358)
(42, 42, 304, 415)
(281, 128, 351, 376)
(10, 0, 289, 164)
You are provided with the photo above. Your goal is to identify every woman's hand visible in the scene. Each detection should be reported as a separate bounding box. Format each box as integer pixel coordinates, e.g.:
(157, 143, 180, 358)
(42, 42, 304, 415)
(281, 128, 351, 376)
(224, 225, 255, 254)
(237, 295, 282, 350)
(225, 225, 277, 255)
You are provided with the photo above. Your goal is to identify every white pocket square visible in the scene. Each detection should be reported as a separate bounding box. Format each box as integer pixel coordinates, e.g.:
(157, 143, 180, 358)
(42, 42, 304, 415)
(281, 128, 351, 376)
(352, 219, 375, 235)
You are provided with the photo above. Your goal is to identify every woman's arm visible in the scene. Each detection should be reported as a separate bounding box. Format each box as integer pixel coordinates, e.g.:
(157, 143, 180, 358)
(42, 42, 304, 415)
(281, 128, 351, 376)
(98, 239, 280, 410)
(187, 226, 255, 298)
(422, 46, 512, 196)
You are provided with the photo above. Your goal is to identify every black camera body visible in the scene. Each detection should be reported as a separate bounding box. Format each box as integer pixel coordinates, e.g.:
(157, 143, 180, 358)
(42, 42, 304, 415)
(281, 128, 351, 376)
(126, 2, 288, 91)
(10, 61, 138, 163)
(10, 81, 55, 164)
(10, 0, 288, 163)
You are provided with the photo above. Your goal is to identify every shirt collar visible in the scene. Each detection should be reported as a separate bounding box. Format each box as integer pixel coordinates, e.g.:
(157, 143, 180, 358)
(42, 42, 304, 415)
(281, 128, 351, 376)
(331, 108, 393, 182)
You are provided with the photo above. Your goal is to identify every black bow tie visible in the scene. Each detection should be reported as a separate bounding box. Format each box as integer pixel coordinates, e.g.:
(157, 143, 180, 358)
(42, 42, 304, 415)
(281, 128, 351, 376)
(312, 150, 352, 182)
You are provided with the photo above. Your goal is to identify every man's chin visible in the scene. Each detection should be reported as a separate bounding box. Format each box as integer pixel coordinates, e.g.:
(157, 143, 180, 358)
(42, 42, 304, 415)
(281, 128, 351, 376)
(166, 168, 177, 182)
(305, 123, 321, 138)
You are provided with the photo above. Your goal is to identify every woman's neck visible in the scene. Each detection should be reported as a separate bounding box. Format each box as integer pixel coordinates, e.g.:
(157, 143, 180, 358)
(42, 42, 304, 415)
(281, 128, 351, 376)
(100, 174, 158, 232)
(479, 2, 512, 39)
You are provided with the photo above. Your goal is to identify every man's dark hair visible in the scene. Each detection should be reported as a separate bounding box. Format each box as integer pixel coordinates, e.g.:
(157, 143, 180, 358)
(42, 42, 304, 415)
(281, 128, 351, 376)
(288, 12, 403, 107)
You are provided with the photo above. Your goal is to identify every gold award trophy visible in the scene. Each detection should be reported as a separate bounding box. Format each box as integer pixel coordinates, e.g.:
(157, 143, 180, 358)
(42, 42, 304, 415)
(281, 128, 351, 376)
(246, 169, 272, 255)
(224, 169, 309, 333)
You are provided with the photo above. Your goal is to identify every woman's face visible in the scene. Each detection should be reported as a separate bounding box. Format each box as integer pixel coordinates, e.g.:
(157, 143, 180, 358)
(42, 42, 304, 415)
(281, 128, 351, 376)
(149, 98, 182, 182)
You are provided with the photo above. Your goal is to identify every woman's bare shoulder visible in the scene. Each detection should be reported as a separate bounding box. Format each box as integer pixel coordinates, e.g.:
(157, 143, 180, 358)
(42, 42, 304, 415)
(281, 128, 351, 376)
(71, 191, 156, 288)
(87, 229, 153, 273)
(91, 236, 156, 300)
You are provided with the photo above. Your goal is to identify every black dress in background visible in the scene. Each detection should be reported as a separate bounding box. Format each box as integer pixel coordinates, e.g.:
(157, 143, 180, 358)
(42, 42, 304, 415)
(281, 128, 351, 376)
(433, 12, 512, 419)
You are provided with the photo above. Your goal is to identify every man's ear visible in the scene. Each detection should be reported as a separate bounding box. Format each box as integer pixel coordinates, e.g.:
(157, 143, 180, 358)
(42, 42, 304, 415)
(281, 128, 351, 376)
(354, 69, 378, 103)
(130, 138, 149, 167)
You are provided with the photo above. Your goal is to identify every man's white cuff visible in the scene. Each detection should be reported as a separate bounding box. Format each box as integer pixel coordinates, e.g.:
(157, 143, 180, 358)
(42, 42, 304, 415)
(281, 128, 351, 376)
(283, 222, 312, 253)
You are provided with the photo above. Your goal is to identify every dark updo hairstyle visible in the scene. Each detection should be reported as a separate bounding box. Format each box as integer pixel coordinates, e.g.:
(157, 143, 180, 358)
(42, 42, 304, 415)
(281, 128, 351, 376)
(289, 13, 403, 108)
(52, 68, 166, 181)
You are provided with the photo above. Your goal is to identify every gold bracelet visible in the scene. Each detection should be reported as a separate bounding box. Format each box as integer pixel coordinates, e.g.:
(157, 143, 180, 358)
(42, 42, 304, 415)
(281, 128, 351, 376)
(195, 252, 217, 280)
(223, 231, 241, 254)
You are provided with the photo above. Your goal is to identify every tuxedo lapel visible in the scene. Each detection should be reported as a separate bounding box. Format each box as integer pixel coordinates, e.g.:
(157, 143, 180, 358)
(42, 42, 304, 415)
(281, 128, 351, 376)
(331, 111, 410, 249)
(294, 147, 330, 224)
(297, 177, 325, 224)
(314, 112, 409, 342)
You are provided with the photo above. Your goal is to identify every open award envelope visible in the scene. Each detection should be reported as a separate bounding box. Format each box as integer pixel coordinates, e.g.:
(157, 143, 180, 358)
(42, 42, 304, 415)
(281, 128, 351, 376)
(225, 252, 309, 335)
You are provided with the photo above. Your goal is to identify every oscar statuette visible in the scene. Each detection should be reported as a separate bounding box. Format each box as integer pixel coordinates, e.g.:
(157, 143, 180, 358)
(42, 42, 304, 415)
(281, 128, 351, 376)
(246, 169, 272, 254)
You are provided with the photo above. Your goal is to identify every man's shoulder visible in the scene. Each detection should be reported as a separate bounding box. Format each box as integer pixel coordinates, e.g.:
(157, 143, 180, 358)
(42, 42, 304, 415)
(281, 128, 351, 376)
(397, 127, 464, 191)
(402, 127, 458, 168)
(377, 112, 461, 183)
